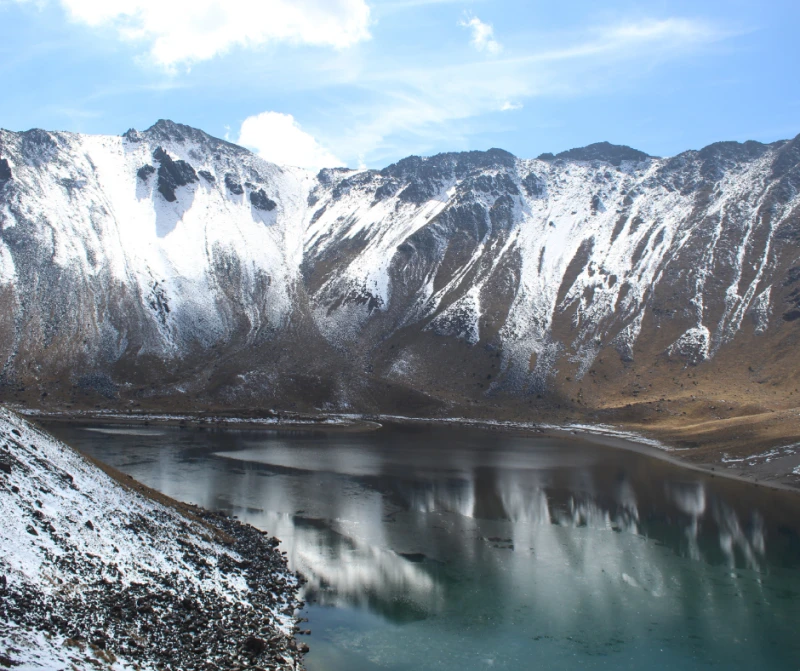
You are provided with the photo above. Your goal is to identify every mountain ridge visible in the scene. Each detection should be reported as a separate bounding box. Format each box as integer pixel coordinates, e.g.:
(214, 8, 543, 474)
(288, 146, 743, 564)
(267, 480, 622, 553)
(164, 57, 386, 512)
(2, 121, 800, 468)
(8, 117, 793, 171)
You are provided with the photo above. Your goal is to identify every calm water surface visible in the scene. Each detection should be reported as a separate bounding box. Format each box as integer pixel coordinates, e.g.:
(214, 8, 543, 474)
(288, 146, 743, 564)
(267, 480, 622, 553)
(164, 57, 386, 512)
(44, 421, 800, 670)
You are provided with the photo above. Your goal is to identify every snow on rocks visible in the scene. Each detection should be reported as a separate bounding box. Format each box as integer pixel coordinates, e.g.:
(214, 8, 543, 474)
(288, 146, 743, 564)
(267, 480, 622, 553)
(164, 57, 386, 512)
(0, 407, 305, 670)
(667, 326, 711, 364)
(2, 122, 800, 404)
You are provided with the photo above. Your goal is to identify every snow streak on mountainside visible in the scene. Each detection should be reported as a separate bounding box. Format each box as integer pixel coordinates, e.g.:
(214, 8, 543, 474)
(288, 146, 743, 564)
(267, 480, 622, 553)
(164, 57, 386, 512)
(1, 121, 799, 412)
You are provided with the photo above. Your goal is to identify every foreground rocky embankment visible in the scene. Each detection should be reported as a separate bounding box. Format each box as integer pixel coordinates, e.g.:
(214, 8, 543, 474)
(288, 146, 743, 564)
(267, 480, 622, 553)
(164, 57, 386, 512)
(0, 407, 306, 670)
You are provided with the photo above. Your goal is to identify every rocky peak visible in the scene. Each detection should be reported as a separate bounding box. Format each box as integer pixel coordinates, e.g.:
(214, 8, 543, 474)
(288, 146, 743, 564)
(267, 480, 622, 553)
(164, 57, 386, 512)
(316, 167, 354, 185)
(371, 148, 518, 205)
(140, 119, 248, 156)
(656, 138, 781, 188)
(381, 148, 517, 182)
(770, 134, 800, 180)
(538, 141, 651, 166)
(696, 139, 771, 163)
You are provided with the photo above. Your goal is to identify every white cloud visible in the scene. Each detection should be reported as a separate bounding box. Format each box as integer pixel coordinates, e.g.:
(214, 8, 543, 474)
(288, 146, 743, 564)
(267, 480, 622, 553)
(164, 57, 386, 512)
(459, 14, 501, 55)
(237, 111, 344, 171)
(500, 101, 523, 111)
(530, 18, 723, 63)
(43, 0, 371, 66)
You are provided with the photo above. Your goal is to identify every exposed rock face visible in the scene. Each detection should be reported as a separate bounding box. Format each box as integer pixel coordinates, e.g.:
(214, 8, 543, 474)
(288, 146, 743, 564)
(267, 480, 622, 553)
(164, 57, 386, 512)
(0, 119, 799, 415)
(250, 188, 277, 211)
(153, 146, 198, 202)
(538, 141, 651, 165)
(137, 164, 155, 181)
(225, 173, 245, 195)
(0, 158, 11, 182)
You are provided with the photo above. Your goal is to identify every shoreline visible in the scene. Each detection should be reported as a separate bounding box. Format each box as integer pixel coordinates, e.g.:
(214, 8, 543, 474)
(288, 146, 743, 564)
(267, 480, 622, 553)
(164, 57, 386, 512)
(353, 413, 800, 495)
(21, 407, 382, 432)
(26, 407, 800, 495)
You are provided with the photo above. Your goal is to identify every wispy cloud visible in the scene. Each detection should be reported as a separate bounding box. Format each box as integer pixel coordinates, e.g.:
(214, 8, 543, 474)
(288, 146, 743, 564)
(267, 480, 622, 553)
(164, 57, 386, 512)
(6, 0, 736, 167)
(520, 18, 725, 64)
(459, 13, 502, 55)
(316, 17, 732, 165)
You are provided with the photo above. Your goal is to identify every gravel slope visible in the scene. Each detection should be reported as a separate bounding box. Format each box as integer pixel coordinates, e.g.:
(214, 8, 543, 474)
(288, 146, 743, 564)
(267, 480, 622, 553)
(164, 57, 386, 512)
(0, 407, 306, 670)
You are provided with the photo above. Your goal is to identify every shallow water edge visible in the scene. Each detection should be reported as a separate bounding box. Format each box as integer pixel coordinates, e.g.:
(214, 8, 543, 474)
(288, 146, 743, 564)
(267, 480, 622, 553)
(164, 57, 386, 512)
(23, 408, 800, 494)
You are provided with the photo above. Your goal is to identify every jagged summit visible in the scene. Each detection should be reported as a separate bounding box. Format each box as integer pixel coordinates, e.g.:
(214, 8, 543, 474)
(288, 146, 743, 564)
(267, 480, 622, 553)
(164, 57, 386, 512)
(123, 118, 249, 155)
(537, 141, 651, 166)
(1, 121, 799, 421)
(382, 147, 517, 178)
(109, 119, 796, 176)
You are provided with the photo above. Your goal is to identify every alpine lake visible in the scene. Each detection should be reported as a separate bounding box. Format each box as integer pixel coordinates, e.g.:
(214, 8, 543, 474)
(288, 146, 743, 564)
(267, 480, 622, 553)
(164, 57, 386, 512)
(43, 420, 800, 671)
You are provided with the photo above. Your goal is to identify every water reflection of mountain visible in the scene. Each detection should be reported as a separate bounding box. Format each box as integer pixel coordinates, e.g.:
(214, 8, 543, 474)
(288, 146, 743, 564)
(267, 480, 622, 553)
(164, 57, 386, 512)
(208, 441, 796, 623)
(46, 422, 800, 662)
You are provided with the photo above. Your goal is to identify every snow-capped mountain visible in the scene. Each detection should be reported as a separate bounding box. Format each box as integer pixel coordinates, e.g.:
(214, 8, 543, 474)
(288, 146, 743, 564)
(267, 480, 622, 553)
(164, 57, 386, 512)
(1, 120, 799, 414)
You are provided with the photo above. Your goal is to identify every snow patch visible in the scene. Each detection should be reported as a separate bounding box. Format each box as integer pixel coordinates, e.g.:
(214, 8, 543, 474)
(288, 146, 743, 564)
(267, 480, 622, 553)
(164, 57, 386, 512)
(427, 286, 482, 344)
(668, 326, 711, 363)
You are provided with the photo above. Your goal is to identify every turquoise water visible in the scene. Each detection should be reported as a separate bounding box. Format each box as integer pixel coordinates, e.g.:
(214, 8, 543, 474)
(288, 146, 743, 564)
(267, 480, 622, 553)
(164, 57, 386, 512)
(47, 421, 800, 670)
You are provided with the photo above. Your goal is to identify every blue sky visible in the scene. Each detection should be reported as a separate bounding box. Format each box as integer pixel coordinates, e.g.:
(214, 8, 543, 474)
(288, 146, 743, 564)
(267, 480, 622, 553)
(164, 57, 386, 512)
(0, 0, 798, 169)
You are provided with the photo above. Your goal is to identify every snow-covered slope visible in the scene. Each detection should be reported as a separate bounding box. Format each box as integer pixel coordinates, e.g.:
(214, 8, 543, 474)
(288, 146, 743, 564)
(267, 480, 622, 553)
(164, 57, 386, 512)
(1, 121, 800, 412)
(0, 121, 309, 371)
(0, 407, 302, 669)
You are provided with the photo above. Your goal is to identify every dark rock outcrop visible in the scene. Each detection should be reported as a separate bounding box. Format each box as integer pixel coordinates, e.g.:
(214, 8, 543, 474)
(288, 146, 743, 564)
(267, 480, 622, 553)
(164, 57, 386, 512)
(152, 147, 198, 202)
(137, 164, 155, 181)
(0, 158, 11, 182)
(250, 189, 277, 211)
(225, 173, 244, 195)
(539, 141, 651, 165)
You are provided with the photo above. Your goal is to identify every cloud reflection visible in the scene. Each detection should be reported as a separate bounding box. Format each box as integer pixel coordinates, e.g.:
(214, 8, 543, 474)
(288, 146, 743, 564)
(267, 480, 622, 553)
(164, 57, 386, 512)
(48, 421, 800, 669)
(210, 436, 775, 627)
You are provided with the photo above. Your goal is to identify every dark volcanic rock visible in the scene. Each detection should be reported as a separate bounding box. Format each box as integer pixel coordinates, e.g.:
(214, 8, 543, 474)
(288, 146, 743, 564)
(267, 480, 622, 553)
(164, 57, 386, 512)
(243, 635, 268, 655)
(0, 158, 12, 182)
(379, 149, 517, 204)
(522, 172, 545, 198)
(0, 410, 306, 670)
(225, 173, 244, 195)
(539, 141, 651, 166)
(19, 129, 58, 165)
(152, 147, 198, 202)
(137, 164, 155, 181)
(250, 189, 277, 211)
(123, 128, 143, 143)
(144, 119, 249, 157)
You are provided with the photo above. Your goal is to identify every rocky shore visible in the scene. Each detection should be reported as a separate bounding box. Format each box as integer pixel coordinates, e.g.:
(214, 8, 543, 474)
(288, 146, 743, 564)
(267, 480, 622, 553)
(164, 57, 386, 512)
(0, 408, 306, 670)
